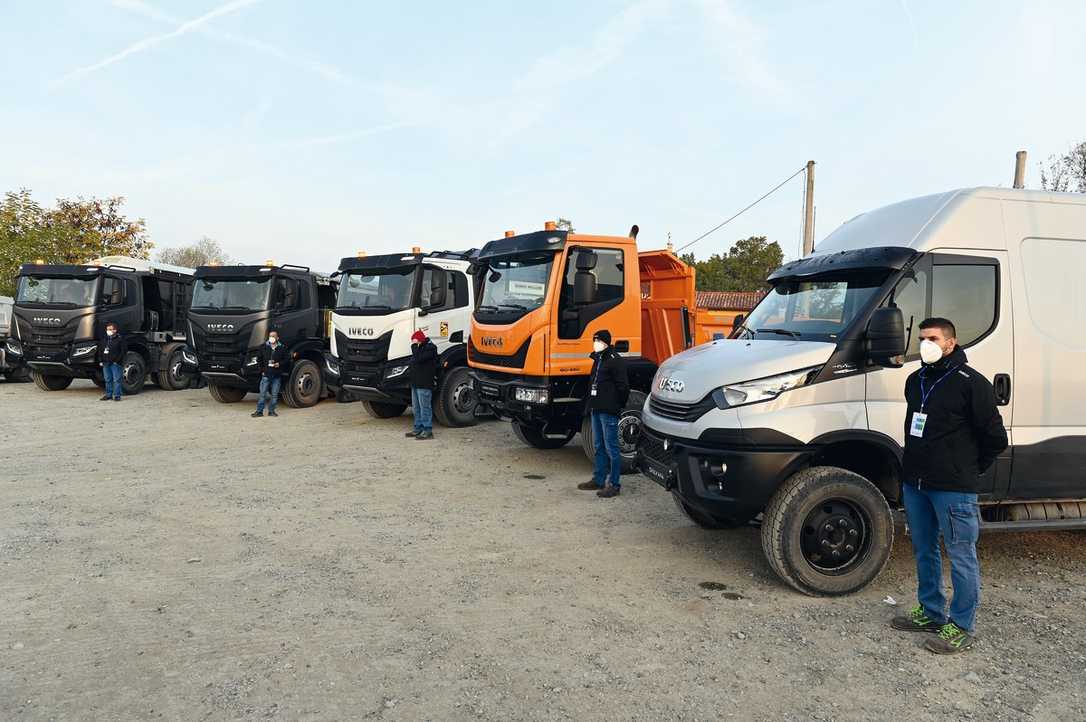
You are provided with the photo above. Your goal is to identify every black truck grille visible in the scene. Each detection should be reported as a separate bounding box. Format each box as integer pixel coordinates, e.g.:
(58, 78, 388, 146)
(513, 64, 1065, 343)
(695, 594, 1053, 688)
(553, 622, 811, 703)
(335, 330, 392, 367)
(467, 337, 530, 369)
(648, 394, 716, 422)
(639, 429, 675, 466)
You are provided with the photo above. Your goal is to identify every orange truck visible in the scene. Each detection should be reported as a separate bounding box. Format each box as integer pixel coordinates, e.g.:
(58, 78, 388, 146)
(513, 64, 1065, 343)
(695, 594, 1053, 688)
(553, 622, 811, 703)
(467, 222, 697, 470)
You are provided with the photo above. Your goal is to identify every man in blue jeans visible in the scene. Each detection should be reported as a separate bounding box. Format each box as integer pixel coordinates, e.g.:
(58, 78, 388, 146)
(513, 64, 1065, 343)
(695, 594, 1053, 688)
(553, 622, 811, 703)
(577, 330, 629, 498)
(99, 322, 126, 401)
(891, 318, 1007, 654)
(252, 331, 288, 418)
(405, 329, 438, 440)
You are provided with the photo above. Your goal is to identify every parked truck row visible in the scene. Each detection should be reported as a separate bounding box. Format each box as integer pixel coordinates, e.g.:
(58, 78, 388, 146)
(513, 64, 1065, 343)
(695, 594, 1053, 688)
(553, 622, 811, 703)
(5, 187, 1084, 598)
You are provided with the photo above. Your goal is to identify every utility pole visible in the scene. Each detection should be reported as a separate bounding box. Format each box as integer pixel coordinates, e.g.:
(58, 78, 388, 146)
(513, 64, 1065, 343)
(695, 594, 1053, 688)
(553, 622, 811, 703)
(802, 160, 816, 256)
(1013, 150, 1027, 189)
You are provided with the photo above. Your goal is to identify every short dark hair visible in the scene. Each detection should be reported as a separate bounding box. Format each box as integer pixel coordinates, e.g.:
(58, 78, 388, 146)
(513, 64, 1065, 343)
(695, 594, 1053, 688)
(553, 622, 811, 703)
(105, 321, 117, 329)
(919, 317, 956, 339)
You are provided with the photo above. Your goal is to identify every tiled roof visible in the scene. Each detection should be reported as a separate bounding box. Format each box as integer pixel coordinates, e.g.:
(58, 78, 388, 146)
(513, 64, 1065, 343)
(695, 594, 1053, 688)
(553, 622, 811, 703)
(696, 290, 765, 311)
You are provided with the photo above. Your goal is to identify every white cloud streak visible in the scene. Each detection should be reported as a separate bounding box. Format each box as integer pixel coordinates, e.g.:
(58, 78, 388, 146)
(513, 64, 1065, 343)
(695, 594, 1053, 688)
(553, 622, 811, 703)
(283, 121, 419, 149)
(57, 0, 264, 85)
(695, 0, 788, 101)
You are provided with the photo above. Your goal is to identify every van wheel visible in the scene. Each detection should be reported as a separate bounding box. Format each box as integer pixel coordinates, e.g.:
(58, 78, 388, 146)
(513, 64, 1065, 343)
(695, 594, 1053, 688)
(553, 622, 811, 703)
(157, 343, 192, 391)
(120, 352, 146, 395)
(31, 370, 73, 391)
(512, 421, 574, 449)
(672, 493, 734, 529)
(282, 360, 322, 408)
(579, 390, 647, 474)
(761, 466, 894, 596)
(433, 367, 478, 427)
(208, 383, 247, 403)
(363, 400, 407, 418)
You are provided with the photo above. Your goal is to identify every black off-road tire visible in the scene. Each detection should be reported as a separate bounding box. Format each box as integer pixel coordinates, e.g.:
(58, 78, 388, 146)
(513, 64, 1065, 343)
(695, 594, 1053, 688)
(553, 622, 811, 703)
(363, 400, 407, 418)
(120, 352, 147, 395)
(282, 359, 322, 408)
(512, 421, 574, 449)
(5, 366, 30, 383)
(672, 493, 735, 529)
(433, 367, 478, 428)
(32, 370, 73, 391)
(208, 383, 247, 403)
(157, 342, 192, 391)
(579, 390, 647, 474)
(761, 466, 894, 596)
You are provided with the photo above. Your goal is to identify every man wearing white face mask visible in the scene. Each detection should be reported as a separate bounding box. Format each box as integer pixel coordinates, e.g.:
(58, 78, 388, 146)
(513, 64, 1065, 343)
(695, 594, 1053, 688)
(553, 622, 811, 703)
(576, 329, 629, 498)
(891, 317, 1007, 655)
(99, 321, 126, 402)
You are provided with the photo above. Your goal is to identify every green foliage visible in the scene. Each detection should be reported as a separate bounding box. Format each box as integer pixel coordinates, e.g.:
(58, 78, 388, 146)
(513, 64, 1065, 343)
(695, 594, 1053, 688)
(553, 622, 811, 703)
(157, 237, 231, 268)
(680, 236, 784, 291)
(0, 189, 152, 296)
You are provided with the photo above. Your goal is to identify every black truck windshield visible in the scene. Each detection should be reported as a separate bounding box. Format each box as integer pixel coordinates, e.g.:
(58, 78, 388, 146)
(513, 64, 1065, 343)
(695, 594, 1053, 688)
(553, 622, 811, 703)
(337, 267, 414, 312)
(192, 277, 272, 311)
(737, 272, 889, 341)
(476, 253, 553, 320)
(15, 276, 97, 307)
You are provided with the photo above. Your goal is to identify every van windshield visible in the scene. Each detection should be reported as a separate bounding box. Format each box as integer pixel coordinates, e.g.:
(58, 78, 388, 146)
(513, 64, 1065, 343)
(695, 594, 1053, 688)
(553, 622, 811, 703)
(475, 253, 554, 322)
(15, 275, 98, 307)
(737, 272, 889, 341)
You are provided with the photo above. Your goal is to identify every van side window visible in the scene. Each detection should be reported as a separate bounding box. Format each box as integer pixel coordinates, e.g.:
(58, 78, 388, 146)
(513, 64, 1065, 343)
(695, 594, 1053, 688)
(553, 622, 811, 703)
(932, 263, 998, 347)
(881, 265, 929, 358)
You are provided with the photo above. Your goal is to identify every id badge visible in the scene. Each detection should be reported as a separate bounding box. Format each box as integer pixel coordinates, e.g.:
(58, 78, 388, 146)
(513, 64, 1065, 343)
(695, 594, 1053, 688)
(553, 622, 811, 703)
(590, 387, 598, 396)
(910, 412, 927, 438)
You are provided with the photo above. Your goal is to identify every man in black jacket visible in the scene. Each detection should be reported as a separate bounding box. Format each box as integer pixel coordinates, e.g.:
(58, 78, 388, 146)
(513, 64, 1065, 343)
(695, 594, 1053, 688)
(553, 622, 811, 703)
(576, 329, 630, 498)
(252, 330, 288, 418)
(99, 321, 126, 401)
(890, 317, 1007, 654)
(406, 329, 438, 440)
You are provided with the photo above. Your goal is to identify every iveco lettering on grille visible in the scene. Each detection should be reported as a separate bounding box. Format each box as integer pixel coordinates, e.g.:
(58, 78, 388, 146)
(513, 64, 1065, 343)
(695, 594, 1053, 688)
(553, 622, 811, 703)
(349, 327, 375, 337)
(208, 323, 235, 332)
(480, 336, 503, 348)
(658, 376, 684, 393)
(33, 317, 62, 325)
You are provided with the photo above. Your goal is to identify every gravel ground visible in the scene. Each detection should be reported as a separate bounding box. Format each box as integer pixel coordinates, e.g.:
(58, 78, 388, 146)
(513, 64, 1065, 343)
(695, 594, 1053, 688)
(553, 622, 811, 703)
(1, 378, 1084, 721)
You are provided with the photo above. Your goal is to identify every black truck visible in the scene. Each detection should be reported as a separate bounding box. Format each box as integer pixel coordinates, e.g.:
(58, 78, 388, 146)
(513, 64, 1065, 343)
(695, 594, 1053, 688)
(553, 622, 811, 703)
(8, 257, 196, 393)
(186, 263, 338, 407)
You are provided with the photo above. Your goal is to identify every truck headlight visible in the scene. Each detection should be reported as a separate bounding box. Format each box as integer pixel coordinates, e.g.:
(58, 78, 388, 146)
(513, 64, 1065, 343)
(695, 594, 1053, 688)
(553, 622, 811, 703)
(246, 355, 259, 367)
(182, 350, 198, 366)
(514, 386, 549, 404)
(325, 356, 340, 376)
(385, 365, 408, 379)
(711, 366, 821, 409)
(72, 343, 97, 358)
(5, 338, 22, 356)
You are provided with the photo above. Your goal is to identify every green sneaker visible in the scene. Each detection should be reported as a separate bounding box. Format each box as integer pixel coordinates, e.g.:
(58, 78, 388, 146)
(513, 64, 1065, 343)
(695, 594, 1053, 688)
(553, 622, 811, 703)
(923, 622, 975, 654)
(890, 604, 942, 633)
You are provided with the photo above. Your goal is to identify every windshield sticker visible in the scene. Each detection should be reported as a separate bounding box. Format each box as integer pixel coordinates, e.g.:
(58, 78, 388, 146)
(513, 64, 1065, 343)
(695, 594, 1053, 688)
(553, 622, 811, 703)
(508, 281, 545, 296)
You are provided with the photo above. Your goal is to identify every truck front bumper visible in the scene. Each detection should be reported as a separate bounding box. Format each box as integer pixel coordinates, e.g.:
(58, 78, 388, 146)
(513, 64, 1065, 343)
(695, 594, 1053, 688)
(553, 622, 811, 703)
(468, 369, 584, 433)
(330, 354, 412, 405)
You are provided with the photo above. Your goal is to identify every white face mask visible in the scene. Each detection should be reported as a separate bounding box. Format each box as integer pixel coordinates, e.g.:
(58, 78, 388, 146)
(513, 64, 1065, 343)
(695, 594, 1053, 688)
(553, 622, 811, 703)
(106, 330, 115, 337)
(919, 339, 944, 364)
(269, 337, 278, 346)
(593, 340, 607, 353)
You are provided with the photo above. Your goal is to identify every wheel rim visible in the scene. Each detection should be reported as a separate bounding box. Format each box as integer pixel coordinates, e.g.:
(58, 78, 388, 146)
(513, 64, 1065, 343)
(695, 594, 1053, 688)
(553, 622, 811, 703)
(124, 362, 140, 385)
(450, 381, 476, 414)
(800, 498, 872, 574)
(297, 370, 316, 397)
(617, 411, 642, 457)
(171, 361, 183, 381)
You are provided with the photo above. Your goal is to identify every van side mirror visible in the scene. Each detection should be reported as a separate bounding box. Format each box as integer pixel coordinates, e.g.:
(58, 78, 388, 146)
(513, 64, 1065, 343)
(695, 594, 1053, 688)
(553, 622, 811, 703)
(867, 307, 905, 366)
(427, 270, 447, 308)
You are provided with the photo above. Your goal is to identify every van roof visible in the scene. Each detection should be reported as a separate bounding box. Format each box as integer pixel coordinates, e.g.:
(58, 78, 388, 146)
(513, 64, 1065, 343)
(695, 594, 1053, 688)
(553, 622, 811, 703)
(815, 186, 1086, 256)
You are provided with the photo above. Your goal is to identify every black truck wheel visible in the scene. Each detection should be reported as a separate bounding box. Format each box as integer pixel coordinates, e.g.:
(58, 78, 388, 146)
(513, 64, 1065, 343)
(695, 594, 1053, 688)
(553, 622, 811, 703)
(120, 352, 146, 395)
(433, 367, 478, 427)
(511, 421, 574, 449)
(31, 370, 73, 391)
(4, 367, 30, 383)
(282, 359, 322, 408)
(208, 383, 247, 403)
(672, 493, 735, 529)
(363, 400, 407, 418)
(579, 390, 647, 474)
(91, 369, 105, 388)
(761, 466, 894, 596)
(157, 343, 192, 391)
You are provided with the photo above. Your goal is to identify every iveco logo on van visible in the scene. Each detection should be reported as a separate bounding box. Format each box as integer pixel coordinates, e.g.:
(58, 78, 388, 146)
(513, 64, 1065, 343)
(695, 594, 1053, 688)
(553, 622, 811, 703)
(208, 323, 235, 332)
(480, 336, 503, 348)
(658, 376, 684, 393)
(349, 327, 375, 337)
(33, 317, 62, 326)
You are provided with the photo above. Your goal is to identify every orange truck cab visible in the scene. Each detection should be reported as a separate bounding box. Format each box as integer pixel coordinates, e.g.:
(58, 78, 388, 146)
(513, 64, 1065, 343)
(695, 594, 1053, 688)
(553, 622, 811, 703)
(468, 223, 697, 470)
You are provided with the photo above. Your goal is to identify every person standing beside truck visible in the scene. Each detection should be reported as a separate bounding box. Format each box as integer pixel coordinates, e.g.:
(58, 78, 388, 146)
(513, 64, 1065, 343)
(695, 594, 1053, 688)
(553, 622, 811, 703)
(406, 329, 438, 440)
(99, 321, 126, 402)
(576, 329, 629, 498)
(891, 317, 1008, 654)
(252, 331, 288, 418)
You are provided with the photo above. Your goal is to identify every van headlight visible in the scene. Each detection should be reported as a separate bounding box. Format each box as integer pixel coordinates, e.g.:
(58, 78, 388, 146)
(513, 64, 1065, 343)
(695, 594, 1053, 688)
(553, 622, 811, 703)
(5, 338, 23, 356)
(711, 366, 821, 409)
(385, 365, 408, 379)
(514, 386, 549, 404)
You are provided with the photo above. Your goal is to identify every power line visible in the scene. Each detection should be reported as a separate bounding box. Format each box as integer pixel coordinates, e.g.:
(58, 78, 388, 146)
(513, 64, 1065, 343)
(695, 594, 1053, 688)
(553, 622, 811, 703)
(677, 164, 808, 253)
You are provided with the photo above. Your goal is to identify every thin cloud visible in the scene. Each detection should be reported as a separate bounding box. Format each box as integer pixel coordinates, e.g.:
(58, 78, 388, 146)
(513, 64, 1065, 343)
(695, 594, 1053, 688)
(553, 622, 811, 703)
(283, 121, 419, 149)
(695, 0, 788, 101)
(57, 0, 264, 85)
(899, 0, 920, 53)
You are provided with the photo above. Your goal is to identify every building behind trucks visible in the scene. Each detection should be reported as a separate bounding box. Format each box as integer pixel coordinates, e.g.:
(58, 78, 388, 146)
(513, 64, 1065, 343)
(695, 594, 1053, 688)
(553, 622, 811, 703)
(467, 222, 698, 471)
(185, 262, 338, 408)
(638, 187, 1086, 596)
(8, 256, 195, 393)
(323, 248, 480, 426)
(1, 295, 30, 381)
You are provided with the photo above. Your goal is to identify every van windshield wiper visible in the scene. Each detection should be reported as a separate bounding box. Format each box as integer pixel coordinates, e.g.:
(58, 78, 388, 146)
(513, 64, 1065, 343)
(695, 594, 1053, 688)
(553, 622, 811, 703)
(756, 327, 801, 339)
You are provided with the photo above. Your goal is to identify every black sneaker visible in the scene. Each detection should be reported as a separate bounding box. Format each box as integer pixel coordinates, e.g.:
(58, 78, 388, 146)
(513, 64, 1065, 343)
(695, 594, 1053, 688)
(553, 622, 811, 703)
(113, 397, 121, 402)
(891, 604, 943, 633)
(100, 395, 111, 401)
(405, 431, 419, 438)
(924, 622, 975, 654)
(577, 480, 602, 491)
(415, 430, 434, 440)
(268, 411, 278, 417)
(251, 411, 263, 418)
(597, 485, 621, 498)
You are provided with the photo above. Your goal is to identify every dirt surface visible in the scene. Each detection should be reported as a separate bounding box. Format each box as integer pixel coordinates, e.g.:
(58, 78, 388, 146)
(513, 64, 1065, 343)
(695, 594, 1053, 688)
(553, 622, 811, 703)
(2, 378, 1084, 721)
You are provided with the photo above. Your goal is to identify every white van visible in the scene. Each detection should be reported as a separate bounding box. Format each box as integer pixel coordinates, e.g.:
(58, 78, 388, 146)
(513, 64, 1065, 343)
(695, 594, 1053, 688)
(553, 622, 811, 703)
(637, 187, 1086, 595)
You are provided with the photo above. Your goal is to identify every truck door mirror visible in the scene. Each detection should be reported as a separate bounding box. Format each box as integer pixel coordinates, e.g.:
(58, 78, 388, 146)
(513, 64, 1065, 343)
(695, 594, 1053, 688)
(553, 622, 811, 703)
(575, 250, 598, 271)
(572, 250, 598, 305)
(426, 269, 447, 309)
(867, 306, 905, 366)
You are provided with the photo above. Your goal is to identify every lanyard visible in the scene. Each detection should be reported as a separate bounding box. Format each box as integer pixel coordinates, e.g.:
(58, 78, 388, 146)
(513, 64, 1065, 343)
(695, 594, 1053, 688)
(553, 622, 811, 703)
(919, 365, 960, 412)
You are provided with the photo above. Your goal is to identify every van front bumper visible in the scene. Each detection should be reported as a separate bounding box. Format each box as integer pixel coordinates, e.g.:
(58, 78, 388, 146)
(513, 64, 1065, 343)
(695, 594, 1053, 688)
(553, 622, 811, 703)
(637, 425, 809, 526)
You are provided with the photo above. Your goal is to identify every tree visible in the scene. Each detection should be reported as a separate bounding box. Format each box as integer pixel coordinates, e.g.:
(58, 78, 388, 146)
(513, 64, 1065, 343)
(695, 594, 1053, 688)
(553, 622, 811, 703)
(157, 237, 231, 267)
(681, 236, 784, 292)
(1040, 141, 1086, 193)
(0, 190, 152, 296)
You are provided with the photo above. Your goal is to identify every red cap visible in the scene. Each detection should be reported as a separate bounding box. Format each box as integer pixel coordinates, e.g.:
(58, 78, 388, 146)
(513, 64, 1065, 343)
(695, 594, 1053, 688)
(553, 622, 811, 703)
(411, 330, 427, 343)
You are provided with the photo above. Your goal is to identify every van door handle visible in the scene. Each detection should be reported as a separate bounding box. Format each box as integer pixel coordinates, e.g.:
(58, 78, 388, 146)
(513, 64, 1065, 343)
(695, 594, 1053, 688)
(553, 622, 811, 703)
(993, 373, 1011, 406)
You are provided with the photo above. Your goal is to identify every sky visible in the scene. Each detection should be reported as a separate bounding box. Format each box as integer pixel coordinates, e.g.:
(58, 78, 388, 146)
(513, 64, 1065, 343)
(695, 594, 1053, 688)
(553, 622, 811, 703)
(2, 0, 1085, 272)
